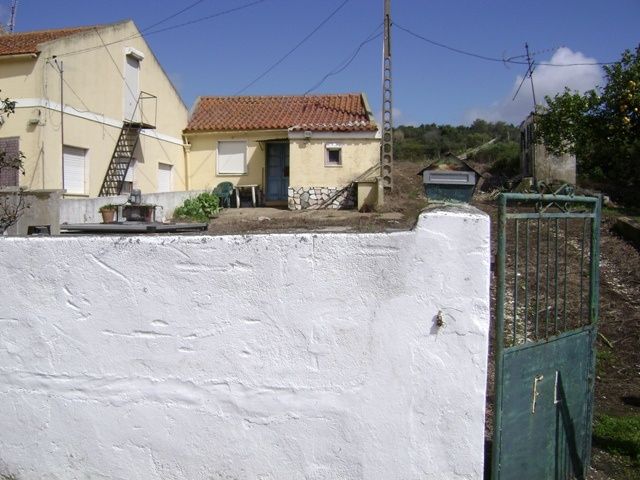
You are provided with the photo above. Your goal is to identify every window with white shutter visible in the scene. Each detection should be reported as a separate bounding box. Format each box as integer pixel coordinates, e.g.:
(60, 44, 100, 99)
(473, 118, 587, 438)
(217, 141, 247, 175)
(63, 146, 87, 194)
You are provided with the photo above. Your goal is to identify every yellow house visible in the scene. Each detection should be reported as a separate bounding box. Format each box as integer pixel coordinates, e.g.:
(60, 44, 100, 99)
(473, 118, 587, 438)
(0, 21, 188, 197)
(183, 93, 380, 209)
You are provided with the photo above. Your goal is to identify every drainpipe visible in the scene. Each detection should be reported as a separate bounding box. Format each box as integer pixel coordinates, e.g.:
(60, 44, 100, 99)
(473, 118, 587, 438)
(183, 136, 190, 191)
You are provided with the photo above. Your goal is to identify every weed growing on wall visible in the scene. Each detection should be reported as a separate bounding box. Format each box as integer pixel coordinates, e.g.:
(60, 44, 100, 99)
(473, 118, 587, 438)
(173, 192, 220, 222)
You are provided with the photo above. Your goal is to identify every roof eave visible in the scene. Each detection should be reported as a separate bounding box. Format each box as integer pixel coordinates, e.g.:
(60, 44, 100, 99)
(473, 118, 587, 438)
(183, 128, 290, 136)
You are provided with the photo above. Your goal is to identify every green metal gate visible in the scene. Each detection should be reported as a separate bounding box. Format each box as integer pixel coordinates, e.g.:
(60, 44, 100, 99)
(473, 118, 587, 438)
(492, 192, 601, 480)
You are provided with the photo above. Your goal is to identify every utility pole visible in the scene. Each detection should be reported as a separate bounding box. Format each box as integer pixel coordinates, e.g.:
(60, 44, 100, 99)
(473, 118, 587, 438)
(525, 43, 537, 109)
(381, 0, 393, 190)
(8, 0, 18, 33)
(511, 42, 538, 113)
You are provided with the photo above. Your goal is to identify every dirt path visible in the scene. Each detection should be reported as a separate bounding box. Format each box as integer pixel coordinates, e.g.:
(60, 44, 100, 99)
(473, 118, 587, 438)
(595, 216, 640, 415)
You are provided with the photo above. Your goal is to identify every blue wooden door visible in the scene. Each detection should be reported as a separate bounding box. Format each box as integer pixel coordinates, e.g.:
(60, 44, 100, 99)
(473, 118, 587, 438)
(266, 143, 289, 201)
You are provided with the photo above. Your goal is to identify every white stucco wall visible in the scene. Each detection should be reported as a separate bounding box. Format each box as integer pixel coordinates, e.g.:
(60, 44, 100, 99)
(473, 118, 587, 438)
(60, 190, 208, 223)
(0, 205, 490, 480)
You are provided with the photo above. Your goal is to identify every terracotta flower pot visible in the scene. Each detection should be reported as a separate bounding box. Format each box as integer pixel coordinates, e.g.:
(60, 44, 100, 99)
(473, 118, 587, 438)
(101, 209, 116, 224)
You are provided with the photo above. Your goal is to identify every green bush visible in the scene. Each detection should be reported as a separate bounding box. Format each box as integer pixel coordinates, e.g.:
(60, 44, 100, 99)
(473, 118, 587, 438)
(593, 414, 640, 461)
(173, 192, 220, 222)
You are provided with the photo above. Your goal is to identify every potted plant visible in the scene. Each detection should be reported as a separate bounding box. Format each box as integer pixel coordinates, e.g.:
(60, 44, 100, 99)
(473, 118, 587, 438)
(98, 203, 118, 224)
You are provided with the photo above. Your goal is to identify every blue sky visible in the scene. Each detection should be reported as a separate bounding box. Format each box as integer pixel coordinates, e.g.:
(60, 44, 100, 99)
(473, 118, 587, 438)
(5, 0, 639, 126)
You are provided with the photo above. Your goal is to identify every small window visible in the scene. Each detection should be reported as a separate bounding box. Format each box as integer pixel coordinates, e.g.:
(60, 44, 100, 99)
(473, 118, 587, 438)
(157, 163, 172, 192)
(63, 145, 88, 194)
(325, 143, 342, 166)
(217, 141, 247, 175)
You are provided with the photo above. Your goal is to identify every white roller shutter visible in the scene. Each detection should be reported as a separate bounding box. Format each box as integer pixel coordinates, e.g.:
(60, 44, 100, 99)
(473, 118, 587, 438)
(63, 146, 87, 194)
(124, 54, 140, 122)
(157, 163, 172, 192)
(217, 141, 247, 174)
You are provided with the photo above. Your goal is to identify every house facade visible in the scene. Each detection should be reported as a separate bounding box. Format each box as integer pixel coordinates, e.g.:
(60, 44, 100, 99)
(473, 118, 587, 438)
(520, 113, 576, 185)
(0, 21, 188, 197)
(183, 94, 380, 209)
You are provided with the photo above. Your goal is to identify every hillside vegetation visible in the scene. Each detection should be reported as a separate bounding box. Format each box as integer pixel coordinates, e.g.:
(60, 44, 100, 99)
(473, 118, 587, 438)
(393, 119, 521, 184)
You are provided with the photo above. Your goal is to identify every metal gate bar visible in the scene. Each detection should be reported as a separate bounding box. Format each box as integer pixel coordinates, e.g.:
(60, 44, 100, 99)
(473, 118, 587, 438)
(493, 192, 601, 479)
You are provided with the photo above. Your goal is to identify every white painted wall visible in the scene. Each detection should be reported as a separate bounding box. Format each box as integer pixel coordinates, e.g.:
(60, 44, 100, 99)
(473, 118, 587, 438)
(0, 205, 491, 480)
(60, 190, 208, 223)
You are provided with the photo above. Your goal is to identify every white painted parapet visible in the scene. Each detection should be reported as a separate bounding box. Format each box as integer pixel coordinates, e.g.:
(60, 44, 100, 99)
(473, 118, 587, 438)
(59, 190, 208, 224)
(0, 205, 490, 479)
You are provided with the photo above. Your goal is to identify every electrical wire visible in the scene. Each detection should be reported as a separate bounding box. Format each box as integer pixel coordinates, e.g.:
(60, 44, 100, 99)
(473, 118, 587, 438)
(45, 59, 120, 141)
(143, 0, 266, 36)
(94, 28, 136, 99)
(304, 23, 382, 95)
(394, 22, 620, 67)
(49, 0, 267, 59)
(139, 0, 208, 33)
(93, 28, 181, 176)
(506, 46, 562, 62)
(394, 22, 508, 64)
(235, 0, 351, 95)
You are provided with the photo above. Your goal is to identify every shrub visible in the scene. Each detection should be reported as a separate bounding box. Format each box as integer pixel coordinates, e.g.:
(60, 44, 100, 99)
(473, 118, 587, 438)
(98, 203, 119, 213)
(173, 192, 220, 222)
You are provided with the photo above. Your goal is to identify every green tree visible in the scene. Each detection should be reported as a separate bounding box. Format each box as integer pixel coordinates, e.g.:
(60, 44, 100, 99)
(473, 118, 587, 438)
(393, 120, 519, 166)
(537, 46, 640, 198)
(0, 93, 27, 233)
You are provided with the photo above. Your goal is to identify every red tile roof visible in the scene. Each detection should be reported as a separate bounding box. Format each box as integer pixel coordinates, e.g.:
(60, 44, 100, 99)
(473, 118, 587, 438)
(0, 25, 97, 57)
(185, 94, 378, 133)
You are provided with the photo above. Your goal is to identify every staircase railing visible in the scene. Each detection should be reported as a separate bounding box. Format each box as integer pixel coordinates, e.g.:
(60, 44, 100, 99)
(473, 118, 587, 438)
(126, 91, 157, 128)
(99, 93, 158, 197)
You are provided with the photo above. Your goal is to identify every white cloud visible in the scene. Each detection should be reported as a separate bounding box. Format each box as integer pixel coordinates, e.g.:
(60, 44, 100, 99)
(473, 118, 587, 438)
(464, 47, 604, 124)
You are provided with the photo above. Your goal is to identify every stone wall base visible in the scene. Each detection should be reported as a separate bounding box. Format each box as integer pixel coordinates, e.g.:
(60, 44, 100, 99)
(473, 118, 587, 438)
(288, 186, 355, 210)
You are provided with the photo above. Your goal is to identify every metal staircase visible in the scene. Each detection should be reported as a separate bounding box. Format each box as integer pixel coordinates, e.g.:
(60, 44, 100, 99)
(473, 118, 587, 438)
(99, 123, 142, 196)
(99, 92, 157, 197)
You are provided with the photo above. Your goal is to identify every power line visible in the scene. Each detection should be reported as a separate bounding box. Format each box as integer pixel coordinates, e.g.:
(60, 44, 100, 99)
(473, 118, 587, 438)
(54, 28, 179, 189)
(511, 63, 533, 102)
(143, 0, 266, 36)
(304, 23, 382, 95)
(139, 0, 207, 33)
(394, 22, 508, 64)
(506, 45, 562, 62)
(525, 59, 618, 67)
(60, 72, 120, 143)
(235, 0, 351, 95)
(394, 23, 620, 67)
(93, 28, 181, 172)
(94, 27, 136, 100)
(49, 0, 267, 59)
